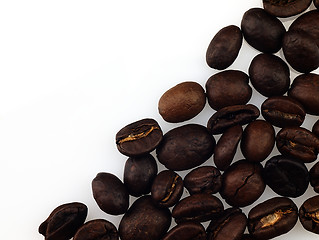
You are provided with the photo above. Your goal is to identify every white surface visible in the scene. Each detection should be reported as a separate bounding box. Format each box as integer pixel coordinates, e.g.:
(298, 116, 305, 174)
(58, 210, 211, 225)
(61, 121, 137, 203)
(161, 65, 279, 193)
(1, 0, 319, 239)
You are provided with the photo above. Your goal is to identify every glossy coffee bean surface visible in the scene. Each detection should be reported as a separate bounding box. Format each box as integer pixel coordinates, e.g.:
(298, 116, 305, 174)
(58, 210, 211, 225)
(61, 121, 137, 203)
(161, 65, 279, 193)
(162, 222, 207, 240)
(299, 195, 319, 234)
(263, 0, 312, 17)
(310, 162, 319, 193)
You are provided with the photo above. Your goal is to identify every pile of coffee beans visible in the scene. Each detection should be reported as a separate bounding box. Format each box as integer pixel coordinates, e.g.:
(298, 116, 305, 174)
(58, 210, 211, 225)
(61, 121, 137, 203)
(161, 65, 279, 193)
(39, 1, 319, 240)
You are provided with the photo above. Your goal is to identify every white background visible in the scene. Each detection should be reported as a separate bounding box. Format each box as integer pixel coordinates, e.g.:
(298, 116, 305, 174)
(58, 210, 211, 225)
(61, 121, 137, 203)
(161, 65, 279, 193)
(1, 0, 319, 239)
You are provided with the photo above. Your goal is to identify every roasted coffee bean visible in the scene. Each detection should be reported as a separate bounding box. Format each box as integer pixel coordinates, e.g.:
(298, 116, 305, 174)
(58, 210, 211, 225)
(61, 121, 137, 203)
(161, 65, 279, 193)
(119, 195, 171, 240)
(276, 126, 319, 163)
(248, 197, 298, 240)
(288, 73, 319, 115)
(214, 125, 243, 171)
(207, 104, 260, 135)
(206, 25, 242, 70)
(315, 0, 319, 9)
(123, 154, 157, 197)
(39, 202, 88, 240)
(73, 219, 118, 240)
(241, 120, 275, 163)
(220, 160, 265, 207)
(241, 8, 285, 53)
(205, 70, 252, 110)
(310, 162, 319, 193)
(263, 0, 312, 17)
(206, 208, 247, 240)
(156, 124, 215, 170)
(261, 96, 306, 128)
(162, 222, 207, 240)
(184, 166, 221, 195)
(172, 193, 224, 223)
(263, 155, 309, 197)
(313, 120, 319, 137)
(116, 118, 163, 157)
(92, 172, 129, 215)
(158, 81, 206, 123)
(299, 195, 319, 234)
(151, 170, 184, 208)
(249, 53, 290, 97)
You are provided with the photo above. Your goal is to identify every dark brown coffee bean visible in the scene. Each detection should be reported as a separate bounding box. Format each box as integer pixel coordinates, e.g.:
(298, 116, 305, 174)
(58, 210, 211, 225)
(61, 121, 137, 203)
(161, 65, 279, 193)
(315, 0, 319, 9)
(206, 25, 243, 70)
(249, 53, 290, 97)
(116, 118, 163, 157)
(39, 202, 88, 240)
(158, 81, 206, 123)
(220, 160, 265, 207)
(299, 195, 319, 234)
(310, 162, 319, 193)
(276, 126, 319, 163)
(263, 0, 312, 17)
(261, 96, 306, 128)
(119, 195, 171, 240)
(184, 166, 221, 195)
(205, 70, 252, 110)
(214, 125, 243, 171)
(288, 73, 319, 115)
(156, 124, 215, 171)
(283, 30, 319, 73)
(248, 197, 298, 239)
(73, 219, 118, 240)
(162, 222, 207, 240)
(241, 8, 285, 53)
(172, 193, 224, 223)
(241, 120, 275, 163)
(151, 170, 184, 208)
(92, 172, 129, 215)
(206, 208, 247, 240)
(123, 154, 158, 197)
(207, 104, 260, 135)
(313, 119, 319, 137)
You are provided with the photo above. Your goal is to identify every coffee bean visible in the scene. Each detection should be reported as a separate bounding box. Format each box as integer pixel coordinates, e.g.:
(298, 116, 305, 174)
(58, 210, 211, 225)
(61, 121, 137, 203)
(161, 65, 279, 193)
(151, 170, 184, 208)
(162, 222, 207, 240)
(220, 160, 265, 207)
(172, 193, 224, 223)
(39, 202, 88, 240)
(116, 118, 163, 157)
(249, 53, 290, 97)
(276, 126, 319, 163)
(263, 0, 312, 17)
(261, 96, 306, 128)
(207, 104, 260, 135)
(206, 25, 242, 70)
(241, 8, 285, 53)
(73, 219, 118, 240)
(248, 197, 298, 240)
(313, 120, 319, 137)
(299, 195, 319, 234)
(158, 81, 206, 123)
(92, 172, 129, 215)
(205, 70, 252, 110)
(315, 0, 319, 9)
(310, 162, 319, 193)
(184, 166, 221, 195)
(156, 124, 215, 170)
(119, 195, 171, 240)
(263, 155, 309, 197)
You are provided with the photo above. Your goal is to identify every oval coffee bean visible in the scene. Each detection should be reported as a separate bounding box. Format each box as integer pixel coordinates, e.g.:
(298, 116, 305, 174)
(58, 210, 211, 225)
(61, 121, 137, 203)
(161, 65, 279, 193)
(241, 8, 285, 53)
(248, 197, 298, 240)
(220, 160, 265, 207)
(73, 219, 118, 240)
(276, 126, 319, 163)
(39, 202, 88, 240)
(151, 170, 184, 208)
(162, 222, 207, 240)
(313, 119, 319, 137)
(158, 81, 206, 123)
(172, 193, 224, 223)
(249, 53, 290, 97)
(310, 162, 319, 193)
(263, 155, 309, 197)
(205, 70, 252, 110)
(261, 96, 306, 128)
(92, 172, 129, 215)
(119, 195, 171, 240)
(299, 195, 319, 234)
(214, 125, 243, 171)
(116, 118, 163, 157)
(156, 124, 215, 171)
(288, 73, 319, 115)
(241, 120, 275, 163)
(206, 208, 247, 240)
(207, 104, 260, 135)
(184, 166, 221, 195)
(263, 0, 312, 17)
